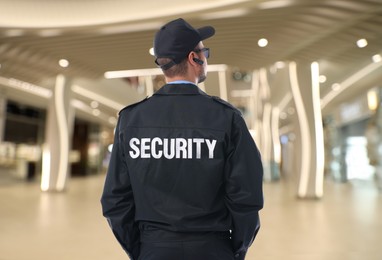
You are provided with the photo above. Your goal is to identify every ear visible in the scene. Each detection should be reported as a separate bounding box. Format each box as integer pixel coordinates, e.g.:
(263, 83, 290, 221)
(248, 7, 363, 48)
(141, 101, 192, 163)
(188, 51, 199, 67)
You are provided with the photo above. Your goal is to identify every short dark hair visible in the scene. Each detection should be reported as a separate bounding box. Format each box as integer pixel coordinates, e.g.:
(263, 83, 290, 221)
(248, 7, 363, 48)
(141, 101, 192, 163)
(156, 57, 188, 78)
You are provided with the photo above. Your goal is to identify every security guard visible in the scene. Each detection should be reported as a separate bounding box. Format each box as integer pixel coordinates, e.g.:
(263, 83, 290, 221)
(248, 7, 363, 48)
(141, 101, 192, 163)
(101, 18, 264, 260)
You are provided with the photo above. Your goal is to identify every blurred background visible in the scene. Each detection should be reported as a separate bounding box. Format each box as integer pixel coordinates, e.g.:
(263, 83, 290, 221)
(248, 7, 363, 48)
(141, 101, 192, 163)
(0, 0, 381, 259)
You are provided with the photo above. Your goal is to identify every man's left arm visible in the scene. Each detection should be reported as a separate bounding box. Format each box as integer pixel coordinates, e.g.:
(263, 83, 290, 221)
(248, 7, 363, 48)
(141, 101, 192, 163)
(224, 113, 264, 260)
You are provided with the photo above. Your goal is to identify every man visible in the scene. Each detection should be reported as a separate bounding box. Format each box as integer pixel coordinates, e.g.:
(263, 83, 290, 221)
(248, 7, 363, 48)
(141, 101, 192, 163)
(101, 18, 263, 260)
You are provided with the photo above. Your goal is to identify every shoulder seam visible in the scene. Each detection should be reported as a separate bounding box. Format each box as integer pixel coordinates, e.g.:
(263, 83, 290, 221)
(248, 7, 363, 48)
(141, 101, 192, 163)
(211, 96, 241, 115)
(118, 96, 150, 115)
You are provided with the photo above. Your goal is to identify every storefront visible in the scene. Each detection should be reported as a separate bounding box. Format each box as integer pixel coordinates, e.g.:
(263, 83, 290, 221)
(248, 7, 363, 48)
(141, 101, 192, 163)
(324, 87, 382, 189)
(0, 98, 112, 186)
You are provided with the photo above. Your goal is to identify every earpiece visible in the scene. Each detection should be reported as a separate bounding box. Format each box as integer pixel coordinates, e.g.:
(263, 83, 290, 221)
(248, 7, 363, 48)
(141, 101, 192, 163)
(193, 58, 204, 65)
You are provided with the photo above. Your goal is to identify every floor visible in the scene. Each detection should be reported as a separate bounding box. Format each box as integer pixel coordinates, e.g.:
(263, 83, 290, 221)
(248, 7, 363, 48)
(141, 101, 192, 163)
(0, 174, 381, 260)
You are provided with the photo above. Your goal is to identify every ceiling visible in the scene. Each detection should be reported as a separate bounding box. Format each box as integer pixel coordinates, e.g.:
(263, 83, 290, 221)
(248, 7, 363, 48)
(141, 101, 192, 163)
(0, 0, 382, 126)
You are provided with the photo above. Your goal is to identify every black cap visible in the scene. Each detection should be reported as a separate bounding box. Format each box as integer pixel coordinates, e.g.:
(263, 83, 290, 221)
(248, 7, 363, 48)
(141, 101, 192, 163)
(154, 18, 215, 70)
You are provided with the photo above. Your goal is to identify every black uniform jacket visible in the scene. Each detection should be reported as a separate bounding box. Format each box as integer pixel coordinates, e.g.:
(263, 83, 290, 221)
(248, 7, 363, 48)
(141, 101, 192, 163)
(101, 83, 264, 260)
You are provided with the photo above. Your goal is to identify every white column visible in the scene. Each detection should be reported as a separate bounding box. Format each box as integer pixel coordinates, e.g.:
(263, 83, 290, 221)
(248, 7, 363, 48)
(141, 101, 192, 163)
(41, 75, 73, 192)
(289, 62, 325, 198)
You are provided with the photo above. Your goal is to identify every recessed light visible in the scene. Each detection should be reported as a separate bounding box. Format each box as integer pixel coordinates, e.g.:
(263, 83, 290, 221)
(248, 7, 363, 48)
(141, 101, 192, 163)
(149, 47, 155, 56)
(109, 117, 117, 125)
(331, 83, 341, 91)
(90, 101, 99, 109)
(372, 54, 382, 63)
(356, 38, 368, 48)
(59, 59, 69, 68)
(258, 38, 268, 47)
(92, 109, 100, 116)
(319, 75, 327, 83)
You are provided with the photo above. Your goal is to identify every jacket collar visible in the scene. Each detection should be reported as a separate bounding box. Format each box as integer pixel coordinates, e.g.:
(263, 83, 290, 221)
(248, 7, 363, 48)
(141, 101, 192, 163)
(154, 83, 207, 96)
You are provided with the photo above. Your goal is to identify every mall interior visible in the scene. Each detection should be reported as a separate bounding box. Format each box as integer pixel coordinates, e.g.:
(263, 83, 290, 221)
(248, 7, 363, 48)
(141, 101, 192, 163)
(0, 0, 382, 259)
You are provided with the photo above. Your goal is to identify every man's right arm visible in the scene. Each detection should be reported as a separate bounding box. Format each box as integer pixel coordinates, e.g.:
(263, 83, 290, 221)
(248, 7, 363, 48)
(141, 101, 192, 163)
(100, 118, 140, 260)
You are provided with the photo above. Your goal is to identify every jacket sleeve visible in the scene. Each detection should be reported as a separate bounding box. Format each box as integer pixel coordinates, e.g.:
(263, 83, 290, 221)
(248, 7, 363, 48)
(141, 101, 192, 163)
(224, 113, 264, 260)
(100, 118, 140, 260)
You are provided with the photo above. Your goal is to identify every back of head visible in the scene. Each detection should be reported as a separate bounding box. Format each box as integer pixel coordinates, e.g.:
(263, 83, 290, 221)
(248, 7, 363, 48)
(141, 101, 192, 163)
(153, 18, 215, 71)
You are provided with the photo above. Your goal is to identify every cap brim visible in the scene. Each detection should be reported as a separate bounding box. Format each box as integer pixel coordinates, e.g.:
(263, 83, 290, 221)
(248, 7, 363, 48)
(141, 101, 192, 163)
(197, 26, 215, 41)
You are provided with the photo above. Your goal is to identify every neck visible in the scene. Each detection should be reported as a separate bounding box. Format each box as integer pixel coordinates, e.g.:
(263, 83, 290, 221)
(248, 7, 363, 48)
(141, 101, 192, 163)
(165, 68, 199, 84)
(166, 76, 197, 84)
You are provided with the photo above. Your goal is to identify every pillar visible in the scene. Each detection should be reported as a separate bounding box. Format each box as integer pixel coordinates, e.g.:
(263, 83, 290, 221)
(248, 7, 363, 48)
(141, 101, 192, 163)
(41, 74, 73, 192)
(289, 62, 325, 198)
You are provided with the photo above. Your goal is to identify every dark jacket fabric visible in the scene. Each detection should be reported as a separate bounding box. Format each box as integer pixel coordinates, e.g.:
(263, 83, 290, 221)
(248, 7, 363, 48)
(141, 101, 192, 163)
(101, 83, 264, 260)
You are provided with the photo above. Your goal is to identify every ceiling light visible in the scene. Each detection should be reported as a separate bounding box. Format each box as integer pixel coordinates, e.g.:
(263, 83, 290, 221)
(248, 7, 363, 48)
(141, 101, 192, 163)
(331, 83, 341, 91)
(59, 59, 69, 68)
(319, 75, 327, 83)
(367, 89, 378, 111)
(356, 38, 368, 48)
(38, 29, 62, 37)
(90, 101, 99, 109)
(109, 117, 117, 125)
(149, 47, 155, 56)
(2, 77, 52, 98)
(257, 0, 294, 9)
(92, 109, 101, 116)
(5, 29, 24, 37)
(275, 61, 285, 69)
(372, 54, 382, 63)
(258, 38, 268, 47)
